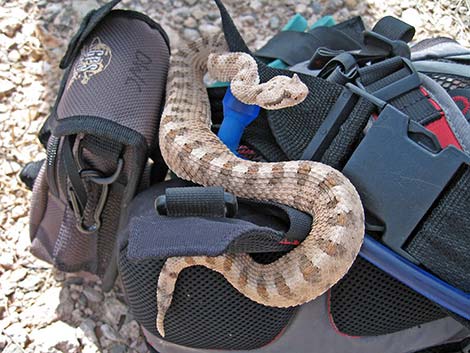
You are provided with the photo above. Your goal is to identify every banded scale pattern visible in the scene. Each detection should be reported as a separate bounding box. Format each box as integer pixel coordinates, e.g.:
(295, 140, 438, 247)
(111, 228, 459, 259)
(156, 33, 365, 337)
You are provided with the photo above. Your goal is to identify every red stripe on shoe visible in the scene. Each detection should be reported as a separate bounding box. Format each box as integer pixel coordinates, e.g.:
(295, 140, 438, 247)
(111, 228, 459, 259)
(419, 87, 462, 150)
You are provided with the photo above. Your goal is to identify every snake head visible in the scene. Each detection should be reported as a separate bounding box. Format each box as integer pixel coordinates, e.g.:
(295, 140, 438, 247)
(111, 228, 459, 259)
(256, 74, 309, 110)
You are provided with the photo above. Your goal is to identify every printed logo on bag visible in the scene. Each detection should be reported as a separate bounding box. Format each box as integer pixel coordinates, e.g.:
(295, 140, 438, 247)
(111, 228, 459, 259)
(68, 37, 112, 87)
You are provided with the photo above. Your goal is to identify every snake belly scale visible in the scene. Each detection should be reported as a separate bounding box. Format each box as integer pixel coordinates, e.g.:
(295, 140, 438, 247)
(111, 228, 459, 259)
(156, 34, 365, 337)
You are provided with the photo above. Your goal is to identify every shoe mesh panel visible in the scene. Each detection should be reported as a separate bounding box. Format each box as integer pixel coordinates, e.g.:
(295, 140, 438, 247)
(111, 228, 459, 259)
(119, 246, 296, 350)
(330, 257, 446, 336)
(425, 72, 470, 90)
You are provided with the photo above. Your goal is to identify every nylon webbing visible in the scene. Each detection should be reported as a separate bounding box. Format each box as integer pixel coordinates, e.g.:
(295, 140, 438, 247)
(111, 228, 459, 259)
(372, 16, 415, 43)
(406, 167, 470, 293)
(359, 57, 441, 124)
(63, 135, 88, 209)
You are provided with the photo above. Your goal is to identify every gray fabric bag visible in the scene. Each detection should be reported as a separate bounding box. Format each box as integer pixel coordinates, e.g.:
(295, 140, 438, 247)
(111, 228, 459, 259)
(28, 6, 170, 279)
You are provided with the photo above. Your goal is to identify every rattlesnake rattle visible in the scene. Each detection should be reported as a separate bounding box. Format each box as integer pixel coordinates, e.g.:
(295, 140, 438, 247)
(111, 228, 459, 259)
(157, 33, 365, 337)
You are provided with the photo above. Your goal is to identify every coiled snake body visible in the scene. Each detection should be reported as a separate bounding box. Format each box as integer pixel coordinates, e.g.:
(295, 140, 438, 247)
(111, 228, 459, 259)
(157, 34, 365, 337)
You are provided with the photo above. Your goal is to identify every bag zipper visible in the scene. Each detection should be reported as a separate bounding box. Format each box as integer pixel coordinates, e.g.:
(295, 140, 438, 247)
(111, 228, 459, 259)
(46, 135, 60, 197)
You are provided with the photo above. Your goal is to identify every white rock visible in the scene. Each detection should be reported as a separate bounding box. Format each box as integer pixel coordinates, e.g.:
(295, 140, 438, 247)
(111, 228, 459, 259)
(0, 334, 7, 349)
(110, 344, 127, 353)
(437, 15, 453, 29)
(103, 298, 128, 326)
(192, 8, 205, 20)
(7, 49, 20, 62)
(18, 274, 43, 290)
(295, 4, 307, 13)
(401, 8, 423, 28)
(3, 343, 24, 353)
(8, 267, 27, 282)
(30, 321, 81, 353)
(72, 0, 100, 18)
(82, 286, 104, 303)
(250, 0, 262, 11)
(199, 24, 219, 37)
(79, 318, 99, 346)
(0, 251, 15, 269)
(19, 286, 61, 327)
(100, 323, 121, 342)
(183, 17, 198, 28)
(0, 79, 15, 96)
(240, 15, 256, 26)
(173, 8, 190, 19)
(183, 28, 199, 41)
(0, 34, 15, 49)
(4, 323, 28, 347)
(269, 16, 281, 29)
(119, 320, 140, 341)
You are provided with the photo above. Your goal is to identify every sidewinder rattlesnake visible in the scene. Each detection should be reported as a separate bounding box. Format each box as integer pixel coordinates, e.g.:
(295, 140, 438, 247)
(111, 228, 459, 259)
(156, 33, 365, 337)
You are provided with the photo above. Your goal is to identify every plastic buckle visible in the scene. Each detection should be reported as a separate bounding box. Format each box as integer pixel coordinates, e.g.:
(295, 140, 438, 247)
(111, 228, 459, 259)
(343, 103, 470, 262)
(363, 30, 411, 58)
(302, 58, 421, 161)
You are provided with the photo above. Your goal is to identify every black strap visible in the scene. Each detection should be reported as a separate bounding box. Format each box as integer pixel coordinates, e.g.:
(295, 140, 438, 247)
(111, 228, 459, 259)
(62, 135, 88, 210)
(309, 16, 415, 72)
(254, 27, 362, 66)
(254, 17, 365, 66)
(358, 57, 440, 124)
(372, 16, 415, 43)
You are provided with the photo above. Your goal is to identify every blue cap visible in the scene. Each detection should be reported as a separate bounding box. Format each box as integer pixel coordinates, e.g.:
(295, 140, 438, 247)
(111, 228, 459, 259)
(218, 87, 260, 153)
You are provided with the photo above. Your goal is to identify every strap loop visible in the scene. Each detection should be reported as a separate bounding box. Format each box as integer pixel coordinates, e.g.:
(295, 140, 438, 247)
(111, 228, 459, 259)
(155, 187, 238, 218)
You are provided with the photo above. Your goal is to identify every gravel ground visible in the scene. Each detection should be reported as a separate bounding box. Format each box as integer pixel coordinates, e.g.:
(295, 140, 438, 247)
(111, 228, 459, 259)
(0, 0, 469, 352)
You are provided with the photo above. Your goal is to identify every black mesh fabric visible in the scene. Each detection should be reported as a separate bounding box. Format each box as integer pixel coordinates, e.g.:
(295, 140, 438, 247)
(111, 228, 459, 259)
(119, 249, 296, 350)
(118, 179, 301, 350)
(406, 167, 470, 293)
(424, 72, 470, 90)
(330, 257, 446, 336)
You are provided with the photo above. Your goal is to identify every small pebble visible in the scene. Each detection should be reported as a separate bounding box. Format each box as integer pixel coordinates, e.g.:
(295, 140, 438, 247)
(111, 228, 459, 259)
(269, 16, 280, 29)
(183, 17, 197, 28)
(110, 344, 128, 353)
(183, 28, 199, 41)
